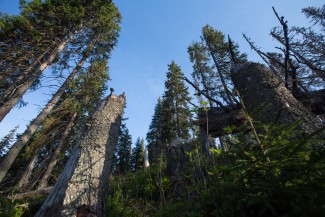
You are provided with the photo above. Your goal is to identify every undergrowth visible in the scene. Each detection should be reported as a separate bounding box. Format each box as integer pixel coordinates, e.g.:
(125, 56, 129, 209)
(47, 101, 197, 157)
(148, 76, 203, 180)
(107, 122, 325, 217)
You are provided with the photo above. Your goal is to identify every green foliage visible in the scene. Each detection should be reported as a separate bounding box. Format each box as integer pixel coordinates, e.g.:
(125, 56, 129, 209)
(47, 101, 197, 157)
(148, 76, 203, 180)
(0, 126, 18, 159)
(109, 120, 325, 217)
(147, 62, 192, 166)
(146, 98, 164, 165)
(107, 170, 159, 217)
(131, 137, 145, 170)
(115, 126, 133, 174)
(0, 196, 45, 217)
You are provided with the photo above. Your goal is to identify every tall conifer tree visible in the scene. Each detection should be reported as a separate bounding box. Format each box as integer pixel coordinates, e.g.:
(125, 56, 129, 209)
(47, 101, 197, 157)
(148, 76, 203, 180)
(131, 137, 144, 170)
(115, 127, 132, 174)
(160, 61, 192, 144)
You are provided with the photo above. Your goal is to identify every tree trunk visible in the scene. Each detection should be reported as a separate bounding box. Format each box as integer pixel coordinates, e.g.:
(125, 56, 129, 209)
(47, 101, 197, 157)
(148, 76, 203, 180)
(0, 42, 93, 183)
(16, 148, 40, 189)
(8, 187, 53, 200)
(38, 113, 77, 189)
(231, 63, 324, 137)
(198, 105, 247, 137)
(0, 31, 77, 122)
(0, 46, 51, 103)
(35, 94, 125, 217)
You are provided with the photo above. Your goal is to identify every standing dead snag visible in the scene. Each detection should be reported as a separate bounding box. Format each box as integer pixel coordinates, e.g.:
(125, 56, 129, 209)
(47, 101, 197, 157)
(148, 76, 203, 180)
(35, 94, 126, 217)
(231, 63, 324, 138)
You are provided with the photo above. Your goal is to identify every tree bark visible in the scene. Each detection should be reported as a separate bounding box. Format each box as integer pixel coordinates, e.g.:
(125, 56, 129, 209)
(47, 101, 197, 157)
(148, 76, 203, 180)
(0, 41, 93, 183)
(8, 187, 53, 200)
(0, 31, 77, 122)
(35, 94, 125, 217)
(231, 62, 324, 137)
(293, 89, 325, 115)
(38, 113, 77, 189)
(198, 105, 247, 137)
(16, 147, 40, 189)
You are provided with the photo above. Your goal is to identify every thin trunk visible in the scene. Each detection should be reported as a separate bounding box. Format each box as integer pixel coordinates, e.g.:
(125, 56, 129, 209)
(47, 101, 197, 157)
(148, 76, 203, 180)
(0, 31, 77, 122)
(16, 147, 40, 189)
(35, 94, 125, 217)
(38, 113, 77, 189)
(0, 40, 94, 183)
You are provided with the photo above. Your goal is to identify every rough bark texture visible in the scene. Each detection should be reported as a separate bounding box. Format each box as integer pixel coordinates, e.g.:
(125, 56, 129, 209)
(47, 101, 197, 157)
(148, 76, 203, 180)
(0, 31, 76, 122)
(38, 113, 77, 189)
(0, 50, 90, 183)
(198, 105, 247, 137)
(293, 89, 325, 115)
(231, 62, 324, 137)
(16, 148, 40, 189)
(35, 94, 125, 217)
(8, 187, 53, 200)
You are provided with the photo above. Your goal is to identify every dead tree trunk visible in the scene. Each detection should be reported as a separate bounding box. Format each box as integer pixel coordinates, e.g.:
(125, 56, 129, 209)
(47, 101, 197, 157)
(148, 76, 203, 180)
(0, 31, 77, 122)
(35, 94, 125, 217)
(38, 113, 77, 189)
(231, 62, 324, 136)
(0, 42, 94, 183)
(16, 147, 40, 189)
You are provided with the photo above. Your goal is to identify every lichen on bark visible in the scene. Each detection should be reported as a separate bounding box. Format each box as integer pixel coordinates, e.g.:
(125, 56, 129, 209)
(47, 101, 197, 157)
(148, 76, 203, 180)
(35, 94, 126, 217)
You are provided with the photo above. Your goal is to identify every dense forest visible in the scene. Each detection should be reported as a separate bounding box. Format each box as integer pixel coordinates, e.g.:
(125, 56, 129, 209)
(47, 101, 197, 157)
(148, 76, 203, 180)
(0, 1, 324, 216)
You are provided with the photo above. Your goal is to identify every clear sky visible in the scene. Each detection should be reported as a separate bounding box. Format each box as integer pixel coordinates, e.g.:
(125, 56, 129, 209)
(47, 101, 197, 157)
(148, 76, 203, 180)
(0, 0, 323, 145)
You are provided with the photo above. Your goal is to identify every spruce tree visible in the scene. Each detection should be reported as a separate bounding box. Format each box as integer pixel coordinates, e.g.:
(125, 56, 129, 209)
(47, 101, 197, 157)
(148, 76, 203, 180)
(0, 126, 18, 159)
(146, 98, 164, 164)
(115, 127, 132, 174)
(131, 137, 144, 170)
(160, 61, 192, 144)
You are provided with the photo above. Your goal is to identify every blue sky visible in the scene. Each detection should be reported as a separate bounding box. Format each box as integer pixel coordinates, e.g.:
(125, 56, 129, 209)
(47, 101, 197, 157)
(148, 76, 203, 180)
(0, 0, 323, 145)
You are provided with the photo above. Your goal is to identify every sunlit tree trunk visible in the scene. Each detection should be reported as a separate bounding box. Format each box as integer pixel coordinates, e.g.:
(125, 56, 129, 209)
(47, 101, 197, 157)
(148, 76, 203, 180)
(35, 94, 125, 217)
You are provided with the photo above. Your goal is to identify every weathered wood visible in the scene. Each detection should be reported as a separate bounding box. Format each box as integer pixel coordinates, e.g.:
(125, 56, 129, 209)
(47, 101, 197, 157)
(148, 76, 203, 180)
(293, 89, 325, 115)
(198, 105, 247, 137)
(35, 94, 126, 217)
(8, 187, 53, 200)
(231, 63, 324, 137)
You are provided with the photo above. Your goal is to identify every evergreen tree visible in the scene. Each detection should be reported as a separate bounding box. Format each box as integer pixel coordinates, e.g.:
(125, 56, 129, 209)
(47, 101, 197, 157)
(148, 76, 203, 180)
(188, 25, 247, 106)
(115, 126, 132, 174)
(0, 126, 18, 159)
(131, 137, 144, 170)
(0, 1, 121, 183)
(146, 62, 192, 165)
(146, 97, 164, 164)
(0, 0, 121, 122)
(160, 61, 192, 144)
(188, 41, 215, 107)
